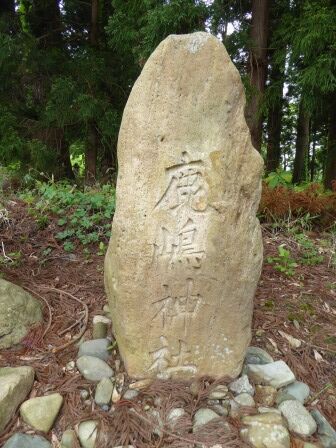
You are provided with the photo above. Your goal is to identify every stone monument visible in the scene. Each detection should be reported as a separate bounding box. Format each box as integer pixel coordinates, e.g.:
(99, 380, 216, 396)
(104, 32, 263, 379)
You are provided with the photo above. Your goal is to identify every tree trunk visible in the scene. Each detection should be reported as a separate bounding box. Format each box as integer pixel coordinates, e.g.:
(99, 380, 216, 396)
(85, 0, 99, 183)
(310, 128, 316, 182)
(266, 60, 284, 173)
(85, 121, 98, 183)
(292, 99, 310, 184)
(324, 92, 336, 190)
(59, 140, 74, 180)
(245, 0, 269, 151)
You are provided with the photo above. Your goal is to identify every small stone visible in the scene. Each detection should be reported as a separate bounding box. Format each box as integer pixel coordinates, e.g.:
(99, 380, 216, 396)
(3, 433, 51, 448)
(65, 361, 76, 372)
(255, 385, 277, 407)
(311, 409, 336, 448)
(193, 408, 220, 432)
(190, 380, 201, 396)
(208, 384, 228, 400)
(258, 407, 281, 414)
(20, 393, 63, 433)
(128, 378, 152, 391)
(211, 403, 229, 417)
(80, 389, 90, 400)
(234, 393, 255, 407)
(78, 339, 110, 361)
(102, 304, 111, 316)
(92, 316, 111, 339)
(123, 389, 139, 400)
(0, 279, 43, 349)
(247, 361, 295, 389)
(229, 400, 240, 418)
(167, 408, 186, 427)
(240, 412, 290, 448)
(77, 420, 98, 448)
(94, 378, 113, 406)
(0, 366, 35, 433)
(303, 443, 320, 448)
(76, 356, 113, 382)
(278, 400, 317, 437)
(245, 346, 274, 365)
(147, 409, 163, 436)
(229, 374, 254, 395)
(61, 429, 78, 448)
(276, 381, 310, 405)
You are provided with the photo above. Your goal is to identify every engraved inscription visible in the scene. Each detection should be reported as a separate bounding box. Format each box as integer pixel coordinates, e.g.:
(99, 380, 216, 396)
(153, 218, 205, 268)
(155, 151, 208, 212)
(149, 336, 197, 378)
(152, 279, 202, 333)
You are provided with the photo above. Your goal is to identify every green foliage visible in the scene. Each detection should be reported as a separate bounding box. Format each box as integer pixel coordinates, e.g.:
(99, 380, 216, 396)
(267, 244, 298, 276)
(266, 170, 292, 188)
(294, 233, 324, 265)
(20, 181, 115, 252)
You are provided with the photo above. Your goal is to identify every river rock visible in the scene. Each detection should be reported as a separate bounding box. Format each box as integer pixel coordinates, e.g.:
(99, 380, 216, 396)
(20, 393, 63, 432)
(240, 412, 290, 448)
(193, 408, 220, 432)
(94, 378, 113, 406)
(77, 421, 97, 448)
(78, 339, 110, 361)
(0, 366, 35, 434)
(255, 385, 277, 407)
(234, 392, 255, 407)
(61, 429, 78, 448)
(278, 400, 317, 437)
(76, 356, 113, 382)
(245, 346, 274, 365)
(167, 408, 186, 428)
(229, 374, 254, 395)
(104, 31, 263, 379)
(0, 279, 42, 349)
(208, 384, 228, 400)
(247, 361, 295, 388)
(3, 433, 51, 448)
(276, 381, 310, 405)
(311, 409, 336, 448)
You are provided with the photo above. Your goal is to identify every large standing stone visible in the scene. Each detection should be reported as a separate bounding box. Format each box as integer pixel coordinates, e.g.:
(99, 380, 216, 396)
(104, 32, 263, 379)
(0, 366, 35, 434)
(0, 279, 42, 349)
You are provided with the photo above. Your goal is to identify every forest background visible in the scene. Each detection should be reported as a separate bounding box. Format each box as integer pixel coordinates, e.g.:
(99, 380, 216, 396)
(0, 0, 335, 192)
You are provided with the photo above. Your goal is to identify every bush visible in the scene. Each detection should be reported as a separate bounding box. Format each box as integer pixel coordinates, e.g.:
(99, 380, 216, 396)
(259, 182, 336, 229)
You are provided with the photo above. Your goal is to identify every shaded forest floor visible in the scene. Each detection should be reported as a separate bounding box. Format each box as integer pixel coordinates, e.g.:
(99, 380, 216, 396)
(0, 198, 335, 447)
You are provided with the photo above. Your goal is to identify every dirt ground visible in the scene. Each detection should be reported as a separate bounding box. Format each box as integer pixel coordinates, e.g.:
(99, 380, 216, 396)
(0, 199, 335, 447)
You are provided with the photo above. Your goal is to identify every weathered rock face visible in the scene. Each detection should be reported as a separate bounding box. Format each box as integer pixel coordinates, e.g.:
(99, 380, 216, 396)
(0, 366, 35, 434)
(0, 279, 42, 349)
(104, 32, 263, 379)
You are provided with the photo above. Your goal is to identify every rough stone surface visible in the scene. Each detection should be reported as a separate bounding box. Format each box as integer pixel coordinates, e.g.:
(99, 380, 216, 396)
(77, 421, 97, 448)
(123, 389, 139, 400)
(0, 366, 35, 434)
(193, 408, 220, 432)
(245, 346, 274, 365)
(78, 339, 110, 361)
(247, 361, 295, 389)
(0, 278, 42, 349)
(255, 385, 277, 407)
(94, 378, 113, 405)
(276, 381, 310, 405)
(208, 384, 228, 399)
(3, 433, 51, 448)
(76, 356, 113, 382)
(229, 374, 254, 395)
(311, 409, 336, 448)
(278, 400, 317, 437)
(240, 413, 290, 448)
(20, 393, 63, 433)
(234, 392, 255, 407)
(104, 32, 263, 380)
